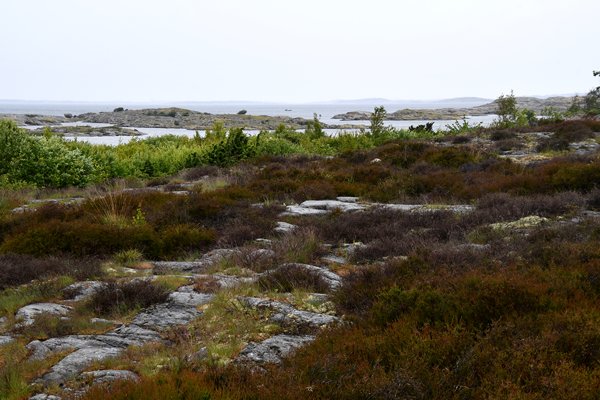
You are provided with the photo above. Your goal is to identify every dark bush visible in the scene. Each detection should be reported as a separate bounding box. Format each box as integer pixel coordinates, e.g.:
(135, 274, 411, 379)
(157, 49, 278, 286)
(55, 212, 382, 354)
(86, 279, 170, 316)
(0, 254, 101, 289)
(159, 224, 216, 258)
(258, 263, 333, 293)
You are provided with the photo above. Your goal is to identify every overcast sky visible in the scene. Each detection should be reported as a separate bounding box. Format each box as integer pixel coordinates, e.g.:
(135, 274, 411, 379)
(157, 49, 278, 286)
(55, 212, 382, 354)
(1, 0, 598, 102)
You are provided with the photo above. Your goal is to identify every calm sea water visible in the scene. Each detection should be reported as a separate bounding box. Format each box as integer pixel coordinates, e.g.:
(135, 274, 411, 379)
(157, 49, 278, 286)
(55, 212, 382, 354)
(4, 100, 496, 146)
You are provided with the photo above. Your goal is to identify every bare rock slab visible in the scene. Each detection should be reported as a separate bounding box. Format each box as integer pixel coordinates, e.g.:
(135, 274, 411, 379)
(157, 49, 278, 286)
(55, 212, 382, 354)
(81, 369, 140, 385)
(16, 303, 72, 326)
(237, 334, 315, 364)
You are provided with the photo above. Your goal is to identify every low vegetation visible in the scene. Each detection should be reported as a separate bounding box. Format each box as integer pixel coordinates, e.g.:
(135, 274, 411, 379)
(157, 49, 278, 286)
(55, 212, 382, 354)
(1, 94, 600, 398)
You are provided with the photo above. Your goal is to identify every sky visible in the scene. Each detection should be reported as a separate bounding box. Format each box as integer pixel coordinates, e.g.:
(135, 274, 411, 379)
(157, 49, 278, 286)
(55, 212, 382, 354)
(1, 0, 599, 103)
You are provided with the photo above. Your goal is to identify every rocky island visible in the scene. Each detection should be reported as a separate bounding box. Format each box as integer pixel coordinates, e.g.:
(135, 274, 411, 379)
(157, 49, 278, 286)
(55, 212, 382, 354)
(333, 96, 578, 120)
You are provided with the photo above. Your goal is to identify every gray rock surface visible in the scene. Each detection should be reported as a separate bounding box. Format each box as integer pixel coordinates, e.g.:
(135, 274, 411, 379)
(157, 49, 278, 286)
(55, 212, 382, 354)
(152, 248, 239, 273)
(300, 200, 366, 212)
(29, 286, 211, 385)
(16, 303, 72, 326)
(131, 287, 212, 330)
(80, 369, 140, 384)
(0, 335, 14, 345)
(29, 394, 62, 400)
(237, 334, 315, 364)
(63, 281, 106, 301)
(275, 221, 297, 233)
(238, 297, 339, 329)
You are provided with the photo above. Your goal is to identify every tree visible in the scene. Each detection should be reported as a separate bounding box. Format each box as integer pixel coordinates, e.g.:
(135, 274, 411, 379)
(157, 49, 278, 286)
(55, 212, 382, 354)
(305, 113, 325, 140)
(496, 91, 518, 124)
(583, 70, 600, 116)
(370, 106, 387, 137)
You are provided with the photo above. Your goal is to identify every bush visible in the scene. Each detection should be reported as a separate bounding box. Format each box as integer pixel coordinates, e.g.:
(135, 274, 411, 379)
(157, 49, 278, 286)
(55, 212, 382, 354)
(86, 279, 170, 316)
(258, 263, 334, 293)
(0, 254, 101, 290)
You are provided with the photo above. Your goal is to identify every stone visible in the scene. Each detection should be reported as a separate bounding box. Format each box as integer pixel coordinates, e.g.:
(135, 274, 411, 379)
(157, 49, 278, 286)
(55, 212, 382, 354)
(131, 288, 212, 330)
(29, 394, 62, 400)
(237, 297, 339, 329)
(321, 254, 347, 264)
(0, 335, 14, 345)
(80, 369, 140, 385)
(299, 200, 365, 212)
(185, 347, 209, 363)
(237, 334, 315, 364)
(152, 248, 239, 273)
(40, 347, 122, 384)
(16, 303, 72, 326)
(274, 221, 297, 233)
(490, 215, 549, 231)
(281, 205, 328, 217)
(63, 281, 106, 301)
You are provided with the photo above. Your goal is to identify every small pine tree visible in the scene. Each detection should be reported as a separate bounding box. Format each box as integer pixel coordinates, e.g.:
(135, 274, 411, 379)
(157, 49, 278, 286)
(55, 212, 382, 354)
(370, 106, 387, 137)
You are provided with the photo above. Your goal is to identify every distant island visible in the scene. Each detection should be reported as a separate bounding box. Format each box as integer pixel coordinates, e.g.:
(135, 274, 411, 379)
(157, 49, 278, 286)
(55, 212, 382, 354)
(332, 96, 577, 121)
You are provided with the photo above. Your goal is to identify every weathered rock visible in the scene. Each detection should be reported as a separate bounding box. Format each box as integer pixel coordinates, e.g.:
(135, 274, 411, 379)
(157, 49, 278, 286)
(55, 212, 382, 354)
(237, 334, 315, 364)
(80, 369, 140, 385)
(490, 215, 549, 230)
(29, 394, 62, 400)
(152, 261, 208, 273)
(299, 200, 365, 212)
(131, 288, 212, 330)
(275, 221, 297, 233)
(27, 285, 210, 385)
(152, 248, 240, 273)
(40, 347, 122, 384)
(185, 347, 209, 363)
(281, 205, 328, 216)
(63, 281, 106, 301)
(0, 335, 14, 345)
(321, 254, 347, 264)
(16, 303, 72, 326)
(237, 297, 339, 329)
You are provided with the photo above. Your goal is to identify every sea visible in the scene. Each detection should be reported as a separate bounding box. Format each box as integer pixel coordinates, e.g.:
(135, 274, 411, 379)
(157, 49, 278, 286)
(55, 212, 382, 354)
(1, 99, 497, 146)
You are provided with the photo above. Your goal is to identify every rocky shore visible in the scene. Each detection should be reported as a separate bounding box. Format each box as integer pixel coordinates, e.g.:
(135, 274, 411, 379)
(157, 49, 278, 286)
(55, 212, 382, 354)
(333, 96, 577, 120)
(28, 126, 143, 137)
(73, 108, 341, 130)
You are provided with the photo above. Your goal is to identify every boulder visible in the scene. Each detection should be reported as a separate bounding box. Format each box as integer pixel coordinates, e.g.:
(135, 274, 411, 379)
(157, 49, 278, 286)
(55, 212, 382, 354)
(237, 296, 339, 330)
(80, 369, 139, 385)
(0, 335, 14, 346)
(237, 334, 315, 364)
(16, 303, 72, 326)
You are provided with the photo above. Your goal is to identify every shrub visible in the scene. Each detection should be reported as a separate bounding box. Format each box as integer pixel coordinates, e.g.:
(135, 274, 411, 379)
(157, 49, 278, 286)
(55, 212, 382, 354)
(207, 128, 256, 167)
(86, 279, 170, 316)
(0, 254, 101, 289)
(258, 263, 334, 293)
(160, 224, 216, 258)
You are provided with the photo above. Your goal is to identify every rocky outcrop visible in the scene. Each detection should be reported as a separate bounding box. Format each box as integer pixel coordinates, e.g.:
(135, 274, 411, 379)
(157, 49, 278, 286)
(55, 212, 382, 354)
(28, 286, 210, 385)
(282, 198, 474, 217)
(16, 303, 72, 326)
(80, 369, 140, 385)
(70, 108, 340, 131)
(332, 96, 577, 121)
(132, 289, 212, 330)
(152, 248, 240, 273)
(63, 281, 106, 301)
(237, 334, 316, 364)
(0, 335, 14, 345)
(237, 297, 339, 330)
